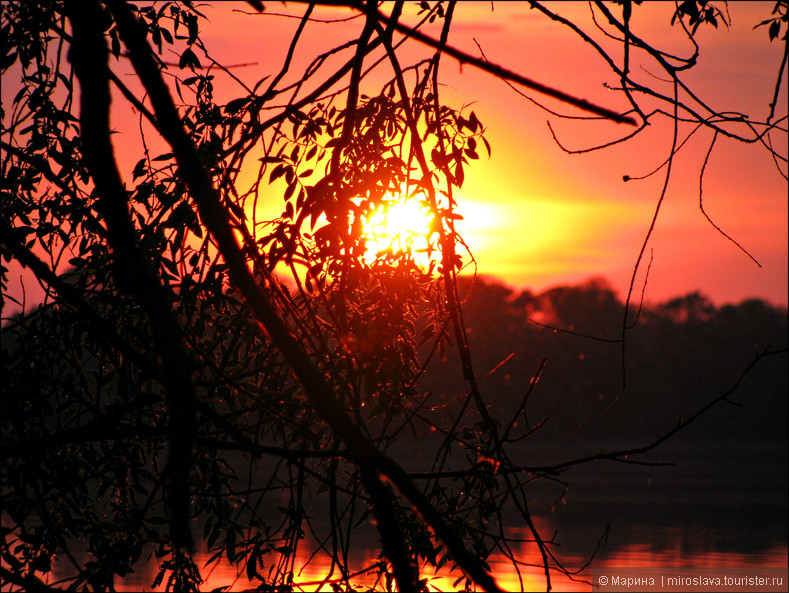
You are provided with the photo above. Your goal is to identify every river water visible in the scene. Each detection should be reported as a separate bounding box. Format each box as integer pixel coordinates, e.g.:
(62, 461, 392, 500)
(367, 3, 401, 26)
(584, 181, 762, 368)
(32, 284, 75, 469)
(101, 526, 787, 592)
(40, 440, 786, 592)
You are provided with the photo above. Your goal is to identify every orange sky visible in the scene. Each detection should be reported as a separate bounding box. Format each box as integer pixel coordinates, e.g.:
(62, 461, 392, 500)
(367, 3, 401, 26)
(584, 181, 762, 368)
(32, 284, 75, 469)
(436, 2, 788, 307)
(3, 2, 787, 314)
(196, 1, 787, 307)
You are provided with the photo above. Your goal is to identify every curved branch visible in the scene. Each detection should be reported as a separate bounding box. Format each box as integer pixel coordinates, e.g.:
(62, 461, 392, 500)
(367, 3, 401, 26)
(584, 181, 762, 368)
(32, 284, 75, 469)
(107, 1, 502, 589)
(698, 131, 762, 266)
(360, 2, 636, 124)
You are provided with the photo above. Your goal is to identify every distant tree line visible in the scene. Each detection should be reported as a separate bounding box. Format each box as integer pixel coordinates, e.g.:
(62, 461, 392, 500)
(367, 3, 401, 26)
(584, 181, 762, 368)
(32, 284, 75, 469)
(422, 276, 789, 449)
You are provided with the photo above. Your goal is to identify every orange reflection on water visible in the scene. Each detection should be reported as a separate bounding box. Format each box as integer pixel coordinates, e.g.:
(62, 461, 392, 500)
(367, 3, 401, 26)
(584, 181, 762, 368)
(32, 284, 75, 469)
(54, 525, 785, 592)
(596, 541, 789, 570)
(192, 544, 590, 593)
(191, 539, 789, 592)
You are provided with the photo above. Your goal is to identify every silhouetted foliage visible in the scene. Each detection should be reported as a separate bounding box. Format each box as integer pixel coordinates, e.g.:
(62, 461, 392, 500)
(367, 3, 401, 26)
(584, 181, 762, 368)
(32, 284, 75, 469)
(1, 2, 786, 592)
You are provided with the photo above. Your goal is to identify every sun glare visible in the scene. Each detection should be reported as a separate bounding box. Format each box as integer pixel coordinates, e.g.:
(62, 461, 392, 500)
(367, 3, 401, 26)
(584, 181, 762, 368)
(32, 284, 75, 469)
(362, 197, 435, 266)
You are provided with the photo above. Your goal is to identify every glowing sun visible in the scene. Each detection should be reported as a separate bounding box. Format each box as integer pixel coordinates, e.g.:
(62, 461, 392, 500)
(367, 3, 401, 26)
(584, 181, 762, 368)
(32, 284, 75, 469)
(362, 197, 436, 265)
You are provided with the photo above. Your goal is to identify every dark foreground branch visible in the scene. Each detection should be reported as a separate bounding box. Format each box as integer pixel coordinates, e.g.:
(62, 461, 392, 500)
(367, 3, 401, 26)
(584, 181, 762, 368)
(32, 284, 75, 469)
(360, 2, 637, 125)
(67, 0, 196, 551)
(107, 1, 501, 590)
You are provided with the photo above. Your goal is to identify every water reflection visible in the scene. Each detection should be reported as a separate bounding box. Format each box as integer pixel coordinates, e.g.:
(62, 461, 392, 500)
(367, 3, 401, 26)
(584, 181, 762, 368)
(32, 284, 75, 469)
(85, 528, 785, 592)
(41, 440, 787, 592)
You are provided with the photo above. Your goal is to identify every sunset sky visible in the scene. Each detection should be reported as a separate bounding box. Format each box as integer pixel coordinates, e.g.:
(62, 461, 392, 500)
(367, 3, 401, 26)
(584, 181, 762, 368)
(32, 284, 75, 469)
(1, 5, 786, 588)
(197, 1, 788, 307)
(433, 1, 789, 307)
(3, 2, 787, 314)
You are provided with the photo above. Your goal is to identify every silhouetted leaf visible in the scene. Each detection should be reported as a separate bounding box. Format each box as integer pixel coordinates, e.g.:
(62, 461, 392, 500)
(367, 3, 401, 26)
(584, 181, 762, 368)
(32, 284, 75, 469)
(225, 97, 249, 114)
(769, 20, 780, 40)
(178, 47, 201, 70)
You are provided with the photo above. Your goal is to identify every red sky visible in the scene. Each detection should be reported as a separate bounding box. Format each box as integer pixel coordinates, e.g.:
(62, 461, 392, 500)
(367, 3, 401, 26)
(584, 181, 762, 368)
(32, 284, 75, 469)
(198, 1, 787, 307)
(434, 2, 788, 307)
(3, 2, 787, 315)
